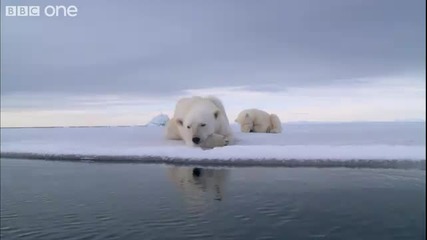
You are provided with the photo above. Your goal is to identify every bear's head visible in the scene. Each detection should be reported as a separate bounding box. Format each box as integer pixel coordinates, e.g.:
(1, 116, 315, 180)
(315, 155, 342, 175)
(175, 107, 220, 146)
(235, 111, 254, 131)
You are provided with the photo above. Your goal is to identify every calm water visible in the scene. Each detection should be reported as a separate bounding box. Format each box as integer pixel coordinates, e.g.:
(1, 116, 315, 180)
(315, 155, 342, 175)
(1, 158, 425, 240)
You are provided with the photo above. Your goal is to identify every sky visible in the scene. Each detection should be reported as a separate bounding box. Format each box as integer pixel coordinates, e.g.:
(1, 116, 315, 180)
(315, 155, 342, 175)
(1, 0, 425, 127)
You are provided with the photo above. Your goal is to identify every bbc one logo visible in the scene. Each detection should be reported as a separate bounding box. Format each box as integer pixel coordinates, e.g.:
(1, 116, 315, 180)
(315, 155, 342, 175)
(5, 5, 78, 17)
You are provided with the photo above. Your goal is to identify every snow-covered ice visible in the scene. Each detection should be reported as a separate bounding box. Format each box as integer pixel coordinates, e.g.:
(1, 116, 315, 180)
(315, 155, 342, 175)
(1, 122, 425, 168)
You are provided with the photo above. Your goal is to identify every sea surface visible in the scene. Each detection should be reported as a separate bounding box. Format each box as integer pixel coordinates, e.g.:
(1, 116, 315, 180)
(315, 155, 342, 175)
(1, 158, 425, 240)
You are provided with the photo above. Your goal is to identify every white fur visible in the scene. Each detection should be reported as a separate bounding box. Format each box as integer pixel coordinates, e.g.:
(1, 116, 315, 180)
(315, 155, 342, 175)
(165, 96, 233, 148)
(235, 108, 282, 133)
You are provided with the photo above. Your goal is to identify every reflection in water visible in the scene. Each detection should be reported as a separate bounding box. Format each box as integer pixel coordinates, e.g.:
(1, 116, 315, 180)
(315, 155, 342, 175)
(167, 166, 229, 206)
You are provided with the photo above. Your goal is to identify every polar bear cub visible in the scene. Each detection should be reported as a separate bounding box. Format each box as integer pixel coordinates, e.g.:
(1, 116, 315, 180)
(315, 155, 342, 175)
(165, 96, 233, 149)
(235, 109, 282, 133)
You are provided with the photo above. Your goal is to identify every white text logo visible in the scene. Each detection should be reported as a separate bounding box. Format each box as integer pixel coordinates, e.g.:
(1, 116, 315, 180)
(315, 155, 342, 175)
(5, 5, 78, 17)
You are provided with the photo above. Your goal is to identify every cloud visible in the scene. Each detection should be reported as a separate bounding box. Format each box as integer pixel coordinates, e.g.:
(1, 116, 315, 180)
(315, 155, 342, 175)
(1, 0, 425, 126)
(1, 75, 425, 127)
(1, 0, 425, 96)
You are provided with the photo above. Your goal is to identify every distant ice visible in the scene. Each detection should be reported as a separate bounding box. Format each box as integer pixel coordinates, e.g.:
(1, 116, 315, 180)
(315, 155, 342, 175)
(1, 122, 425, 168)
(146, 114, 169, 126)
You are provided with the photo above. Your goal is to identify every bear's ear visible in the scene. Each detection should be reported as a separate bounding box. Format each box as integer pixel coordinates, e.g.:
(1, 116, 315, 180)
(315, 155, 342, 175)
(214, 110, 220, 119)
(176, 118, 183, 126)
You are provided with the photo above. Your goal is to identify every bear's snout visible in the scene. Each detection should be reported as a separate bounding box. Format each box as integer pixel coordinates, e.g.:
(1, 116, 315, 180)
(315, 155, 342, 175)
(192, 137, 201, 144)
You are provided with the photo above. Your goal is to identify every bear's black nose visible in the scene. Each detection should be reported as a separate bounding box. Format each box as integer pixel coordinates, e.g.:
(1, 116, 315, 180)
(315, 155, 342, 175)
(192, 137, 201, 144)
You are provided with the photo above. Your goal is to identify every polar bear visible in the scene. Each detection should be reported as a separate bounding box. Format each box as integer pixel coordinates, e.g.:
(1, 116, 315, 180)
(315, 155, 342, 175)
(235, 109, 282, 133)
(165, 96, 233, 149)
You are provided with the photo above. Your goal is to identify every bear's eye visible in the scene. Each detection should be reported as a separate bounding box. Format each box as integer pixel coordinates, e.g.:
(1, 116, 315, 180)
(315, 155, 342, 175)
(200, 123, 206, 127)
(187, 126, 191, 129)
